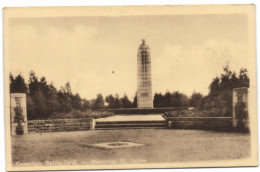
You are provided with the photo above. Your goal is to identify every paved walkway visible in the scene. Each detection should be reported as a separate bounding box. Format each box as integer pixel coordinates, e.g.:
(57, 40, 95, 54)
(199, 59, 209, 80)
(95, 114, 165, 122)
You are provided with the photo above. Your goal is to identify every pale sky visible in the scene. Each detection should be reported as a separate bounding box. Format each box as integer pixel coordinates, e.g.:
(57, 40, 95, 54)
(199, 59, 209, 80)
(8, 14, 249, 100)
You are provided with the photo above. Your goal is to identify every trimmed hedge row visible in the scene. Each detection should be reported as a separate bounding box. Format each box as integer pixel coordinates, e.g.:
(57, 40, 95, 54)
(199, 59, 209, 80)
(28, 118, 93, 133)
(166, 117, 233, 131)
(164, 108, 231, 117)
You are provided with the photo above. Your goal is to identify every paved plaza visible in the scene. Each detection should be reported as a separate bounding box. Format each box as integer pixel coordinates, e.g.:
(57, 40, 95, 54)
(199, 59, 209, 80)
(12, 129, 250, 166)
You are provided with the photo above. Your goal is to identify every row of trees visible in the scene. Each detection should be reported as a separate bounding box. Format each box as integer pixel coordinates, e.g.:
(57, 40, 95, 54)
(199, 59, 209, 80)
(154, 91, 190, 107)
(10, 71, 139, 119)
(10, 66, 249, 119)
(10, 72, 91, 119)
(9, 71, 201, 119)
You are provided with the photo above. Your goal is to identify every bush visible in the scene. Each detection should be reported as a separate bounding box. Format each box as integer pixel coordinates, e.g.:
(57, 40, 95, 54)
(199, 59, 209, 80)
(47, 110, 115, 120)
(14, 106, 25, 135)
(164, 108, 231, 117)
(14, 107, 24, 123)
(16, 123, 24, 135)
(235, 102, 248, 129)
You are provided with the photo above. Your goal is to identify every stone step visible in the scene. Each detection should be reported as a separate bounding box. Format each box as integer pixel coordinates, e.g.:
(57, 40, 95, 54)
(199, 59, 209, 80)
(95, 114, 167, 129)
(95, 127, 168, 130)
(96, 124, 167, 128)
(95, 121, 167, 129)
(96, 120, 166, 124)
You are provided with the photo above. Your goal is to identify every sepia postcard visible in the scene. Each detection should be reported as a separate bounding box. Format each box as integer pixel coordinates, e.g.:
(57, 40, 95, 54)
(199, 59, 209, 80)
(4, 5, 258, 171)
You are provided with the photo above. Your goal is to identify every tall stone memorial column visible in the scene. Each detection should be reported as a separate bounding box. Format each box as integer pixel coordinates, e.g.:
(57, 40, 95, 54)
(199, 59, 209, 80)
(137, 39, 153, 108)
(10, 93, 28, 135)
(232, 87, 249, 130)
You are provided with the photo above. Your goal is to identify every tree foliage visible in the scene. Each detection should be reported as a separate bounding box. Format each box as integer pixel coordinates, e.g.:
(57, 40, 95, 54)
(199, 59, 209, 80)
(94, 94, 105, 109)
(9, 65, 249, 119)
(105, 94, 133, 108)
(200, 66, 249, 116)
(190, 92, 203, 108)
(154, 91, 189, 108)
(10, 71, 94, 119)
(9, 73, 27, 93)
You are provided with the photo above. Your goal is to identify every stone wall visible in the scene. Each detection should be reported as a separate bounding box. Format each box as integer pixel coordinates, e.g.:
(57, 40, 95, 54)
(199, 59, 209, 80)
(28, 118, 93, 133)
(166, 117, 233, 131)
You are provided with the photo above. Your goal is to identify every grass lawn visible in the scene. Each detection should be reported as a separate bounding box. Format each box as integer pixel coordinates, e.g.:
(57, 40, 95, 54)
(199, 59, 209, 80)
(11, 129, 250, 166)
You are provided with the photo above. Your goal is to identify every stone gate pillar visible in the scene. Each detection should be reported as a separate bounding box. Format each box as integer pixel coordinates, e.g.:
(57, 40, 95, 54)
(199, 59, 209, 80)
(10, 93, 28, 135)
(232, 87, 249, 129)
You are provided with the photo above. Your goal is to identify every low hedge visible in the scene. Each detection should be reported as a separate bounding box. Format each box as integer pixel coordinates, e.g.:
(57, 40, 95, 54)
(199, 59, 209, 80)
(164, 108, 231, 117)
(47, 110, 115, 120)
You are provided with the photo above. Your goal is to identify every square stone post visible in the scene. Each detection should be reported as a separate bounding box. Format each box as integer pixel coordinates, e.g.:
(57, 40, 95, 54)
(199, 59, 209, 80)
(89, 119, 96, 130)
(232, 87, 249, 129)
(10, 93, 28, 135)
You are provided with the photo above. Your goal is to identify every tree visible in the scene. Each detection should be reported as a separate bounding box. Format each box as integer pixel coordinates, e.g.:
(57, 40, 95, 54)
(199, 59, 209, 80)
(9, 73, 27, 93)
(120, 94, 132, 108)
(27, 71, 54, 119)
(238, 68, 249, 87)
(202, 65, 250, 116)
(153, 92, 164, 107)
(113, 93, 121, 108)
(209, 77, 220, 96)
(170, 91, 180, 107)
(82, 99, 91, 111)
(132, 93, 137, 108)
(71, 93, 81, 110)
(58, 82, 76, 113)
(105, 94, 115, 108)
(189, 92, 203, 107)
(28, 71, 39, 95)
(164, 91, 172, 107)
(26, 96, 36, 120)
(94, 94, 105, 109)
(171, 91, 189, 107)
(10, 71, 95, 119)
(33, 89, 48, 119)
(46, 83, 60, 114)
(153, 91, 189, 108)
(179, 93, 189, 107)
(64, 82, 72, 95)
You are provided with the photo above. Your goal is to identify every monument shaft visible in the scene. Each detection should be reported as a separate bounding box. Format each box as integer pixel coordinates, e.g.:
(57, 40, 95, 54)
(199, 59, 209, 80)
(137, 40, 153, 108)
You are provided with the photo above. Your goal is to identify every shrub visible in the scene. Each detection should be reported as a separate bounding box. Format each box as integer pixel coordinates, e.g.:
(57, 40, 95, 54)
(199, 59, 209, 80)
(164, 108, 231, 117)
(235, 102, 248, 129)
(14, 106, 24, 135)
(47, 110, 115, 120)
(16, 123, 24, 135)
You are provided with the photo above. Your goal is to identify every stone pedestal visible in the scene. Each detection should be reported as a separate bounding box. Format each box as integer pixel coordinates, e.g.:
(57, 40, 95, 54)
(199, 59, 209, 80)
(89, 119, 96, 130)
(232, 87, 249, 129)
(167, 121, 172, 128)
(10, 93, 28, 135)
